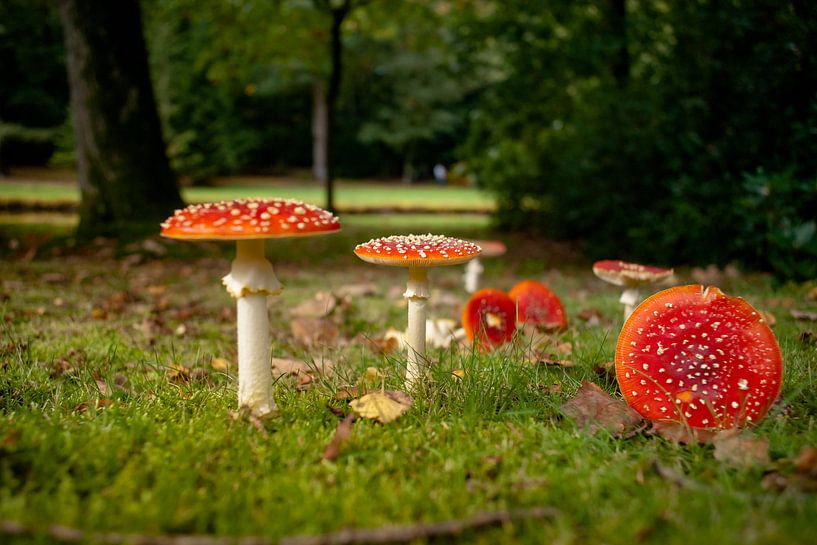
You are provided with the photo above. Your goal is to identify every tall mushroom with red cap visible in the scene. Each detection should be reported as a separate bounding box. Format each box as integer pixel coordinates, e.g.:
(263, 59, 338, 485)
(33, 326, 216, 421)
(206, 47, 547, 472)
(354, 234, 481, 388)
(616, 285, 783, 429)
(161, 198, 340, 416)
(593, 260, 674, 320)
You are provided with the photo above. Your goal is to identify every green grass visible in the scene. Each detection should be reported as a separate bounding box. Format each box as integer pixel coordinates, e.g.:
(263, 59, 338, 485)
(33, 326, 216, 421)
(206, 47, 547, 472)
(0, 173, 494, 212)
(1, 215, 816, 544)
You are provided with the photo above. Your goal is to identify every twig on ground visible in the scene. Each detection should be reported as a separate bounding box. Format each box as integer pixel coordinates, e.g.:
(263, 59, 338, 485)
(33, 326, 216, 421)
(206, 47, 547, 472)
(0, 507, 558, 545)
(279, 507, 559, 545)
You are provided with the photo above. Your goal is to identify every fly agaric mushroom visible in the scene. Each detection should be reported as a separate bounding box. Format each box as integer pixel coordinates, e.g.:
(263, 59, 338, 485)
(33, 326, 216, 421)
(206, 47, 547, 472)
(354, 234, 481, 387)
(462, 288, 517, 350)
(161, 198, 340, 416)
(593, 260, 674, 320)
(508, 280, 568, 331)
(462, 239, 507, 293)
(616, 285, 783, 429)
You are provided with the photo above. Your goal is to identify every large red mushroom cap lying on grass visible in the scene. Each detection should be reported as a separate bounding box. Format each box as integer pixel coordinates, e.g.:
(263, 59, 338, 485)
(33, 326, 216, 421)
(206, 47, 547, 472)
(616, 285, 783, 429)
(161, 198, 340, 416)
(508, 280, 567, 331)
(462, 288, 517, 350)
(354, 234, 481, 387)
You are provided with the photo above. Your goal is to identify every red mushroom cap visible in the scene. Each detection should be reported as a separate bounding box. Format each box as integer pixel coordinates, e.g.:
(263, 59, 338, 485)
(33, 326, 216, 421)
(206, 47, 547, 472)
(160, 198, 340, 240)
(593, 260, 673, 287)
(508, 280, 568, 330)
(616, 285, 783, 429)
(462, 288, 516, 350)
(354, 234, 481, 267)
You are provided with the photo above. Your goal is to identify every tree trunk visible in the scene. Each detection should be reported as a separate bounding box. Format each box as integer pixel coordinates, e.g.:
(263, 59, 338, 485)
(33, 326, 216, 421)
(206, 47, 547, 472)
(323, 1, 350, 213)
(58, 0, 183, 239)
(608, 0, 630, 86)
(311, 80, 328, 184)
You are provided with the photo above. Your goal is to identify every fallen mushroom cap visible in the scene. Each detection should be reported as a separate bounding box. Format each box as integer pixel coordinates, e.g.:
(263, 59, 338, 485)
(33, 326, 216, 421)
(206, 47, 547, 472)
(592, 260, 673, 287)
(160, 198, 341, 240)
(616, 285, 783, 429)
(508, 280, 568, 330)
(462, 288, 517, 349)
(354, 234, 481, 267)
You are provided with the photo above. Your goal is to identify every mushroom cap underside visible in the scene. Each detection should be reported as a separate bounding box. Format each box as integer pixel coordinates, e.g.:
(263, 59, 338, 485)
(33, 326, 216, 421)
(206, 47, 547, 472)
(615, 284, 783, 429)
(462, 288, 516, 349)
(160, 198, 340, 240)
(593, 260, 674, 287)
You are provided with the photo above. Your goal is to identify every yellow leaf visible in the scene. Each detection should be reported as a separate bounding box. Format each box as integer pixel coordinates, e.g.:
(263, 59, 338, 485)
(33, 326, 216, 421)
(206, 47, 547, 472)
(350, 391, 412, 424)
(211, 357, 231, 371)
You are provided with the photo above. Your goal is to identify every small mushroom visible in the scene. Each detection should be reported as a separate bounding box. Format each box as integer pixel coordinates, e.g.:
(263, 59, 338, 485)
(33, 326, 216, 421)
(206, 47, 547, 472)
(616, 285, 783, 429)
(462, 288, 517, 350)
(508, 280, 567, 331)
(161, 198, 340, 416)
(592, 260, 674, 320)
(354, 234, 481, 388)
(462, 240, 507, 293)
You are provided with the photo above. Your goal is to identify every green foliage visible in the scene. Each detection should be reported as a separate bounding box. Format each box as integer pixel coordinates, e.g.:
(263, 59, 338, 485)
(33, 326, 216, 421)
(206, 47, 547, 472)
(460, 0, 817, 280)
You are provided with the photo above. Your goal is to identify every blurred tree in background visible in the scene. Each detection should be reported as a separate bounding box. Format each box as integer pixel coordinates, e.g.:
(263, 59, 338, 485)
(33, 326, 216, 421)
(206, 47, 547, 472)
(460, 0, 817, 279)
(2, 0, 816, 278)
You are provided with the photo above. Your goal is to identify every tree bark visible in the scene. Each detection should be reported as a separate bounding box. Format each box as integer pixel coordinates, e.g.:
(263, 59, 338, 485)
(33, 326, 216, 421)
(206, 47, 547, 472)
(311, 80, 328, 184)
(58, 0, 183, 239)
(323, 1, 351, 213)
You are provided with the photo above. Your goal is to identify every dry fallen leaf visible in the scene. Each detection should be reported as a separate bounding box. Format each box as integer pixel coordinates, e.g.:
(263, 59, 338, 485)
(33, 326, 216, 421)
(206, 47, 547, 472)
(426, 318, 460, 349)
(366, 328, 403, 355)
(791, 309, 817, 321)
(336, 283, 377, 299)
(211, 357, 231, 371)
(290, 317, 339, 346)
(271, 357, 334, 385)
(322, 413, 356, 461)
(562, 381, 643, 436)
(291, 292, 337, 319)
(798, 331, 816, 346)
(167, 362, 191, 383)
(649, 422, 717, 445)
(712, 429, 770, 466)
(350, 390, 413, 423)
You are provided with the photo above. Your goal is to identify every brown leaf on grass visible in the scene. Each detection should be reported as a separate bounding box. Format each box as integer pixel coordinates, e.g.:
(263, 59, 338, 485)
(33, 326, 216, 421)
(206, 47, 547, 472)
(73, 399, 114, 413)
(290, 317, 339, 347)
(529, 355, 575, 367)
(806, 286, 817, 301)
(211, 357, 231, 371)
(791, 309, 817, 321)
(322, 413, 356, 461)
(350, 391, 413, 423)
(167, 363, 190, 383)
(577, 307, 602, 326)
(365, 328, 403, 355)
(762, 447, 817, 493)
(91, 308, 108, 320)
(335, 283, 377, 299)
(334, 387, 359, 401)
(649, 422, 717, 445)
(291, 292, 337, 319)
(271, 357, 335, 386)
(797, 331, 816, 346)
(562, 381, 643, 436)
(712, 429, 770, 466)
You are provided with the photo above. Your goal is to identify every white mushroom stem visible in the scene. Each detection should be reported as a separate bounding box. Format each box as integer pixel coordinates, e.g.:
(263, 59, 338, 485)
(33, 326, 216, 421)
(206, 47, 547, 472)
(463, 257, 484, 293)
(404, 267, 430, 388)
(222, 239, 282, 416)
(620, 288, 641, 321)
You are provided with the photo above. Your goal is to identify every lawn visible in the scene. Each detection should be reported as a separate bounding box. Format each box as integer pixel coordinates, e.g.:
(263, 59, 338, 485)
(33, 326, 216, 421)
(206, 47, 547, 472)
(1, 213, 816, 545)
(0, 169, 494, 212)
